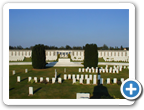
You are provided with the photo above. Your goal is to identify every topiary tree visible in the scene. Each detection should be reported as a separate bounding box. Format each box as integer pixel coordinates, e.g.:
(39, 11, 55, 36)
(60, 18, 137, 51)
(32, 44, 46, 69)
(84, 44, 98, 68)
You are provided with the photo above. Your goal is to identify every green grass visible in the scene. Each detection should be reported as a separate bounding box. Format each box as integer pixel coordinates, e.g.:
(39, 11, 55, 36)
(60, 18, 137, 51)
(9, 65, 129, 99)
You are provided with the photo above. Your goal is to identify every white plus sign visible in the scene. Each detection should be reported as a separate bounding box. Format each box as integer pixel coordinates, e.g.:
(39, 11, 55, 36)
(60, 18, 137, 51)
(126, 83, 137, 95)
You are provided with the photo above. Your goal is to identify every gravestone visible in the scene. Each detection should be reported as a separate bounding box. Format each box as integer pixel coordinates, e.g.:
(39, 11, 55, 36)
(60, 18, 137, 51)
(107, 78, 110, 84)
(77, 74, 79, 80)
(79, 68, 81, 72)
(29, 87, 33, 96)
(113, 69, 115, 73)
(46, 77, 49, 82)
(72, 74, 75, 79)
(68, 74, 71, 79)
(116, 69, 119, 73)
(121, 78, 124, 83)
(89, 74, 92, 80)
(85, 68, 88, 72)
(119, 67, 122, 71)
(40, 77, 43, 82)
(106, 69, 108, 73)
(58, 78, 62, 83)
(109, 69, 112, 73)
(100, 78, 103, 84)
(79, 78, 83, 84)
(25, 69, 28, 73)
(64, 74, 67, 80)
(85, 74, 88, 79)
(92, 69, 95, 73)
(73, 78, 76, 84)
(96, 68, 98, 73)
(113, 78, 117, 83)
(81, 74, 84, 79)
(28, 77, 32, 82)
(34, 77, 37, 83)
(103, 69, 105, 73)
(124, 66, 126, 69)
(86, 78, 90, 84)
(82, 68, 84, 72)
(99, 69, 102, 73)
(93, 75, 96, 84)
(52, 78, 55, 84)
(12, 70, 15, 75)
(89, 69, 91, 73)
(17, 76, 20, 82)
(76, 93, 90, 99)
(55, 70, 57, 80)
(98, 75, 101, 80)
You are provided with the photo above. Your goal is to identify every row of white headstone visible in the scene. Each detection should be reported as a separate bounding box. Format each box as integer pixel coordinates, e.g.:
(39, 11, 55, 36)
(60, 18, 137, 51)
(12, 69, 28, 75)
(17, 76, 62, 84)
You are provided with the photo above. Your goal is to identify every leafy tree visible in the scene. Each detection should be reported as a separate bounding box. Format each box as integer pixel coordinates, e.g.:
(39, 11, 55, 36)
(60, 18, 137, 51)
(102, 44, 109, 50)
(65, 45, 72, 50)
(32, 44, 46, 69)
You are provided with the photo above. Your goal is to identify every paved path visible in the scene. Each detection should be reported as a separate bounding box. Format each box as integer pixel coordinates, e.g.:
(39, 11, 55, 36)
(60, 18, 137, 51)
(9, 62, 129, 67)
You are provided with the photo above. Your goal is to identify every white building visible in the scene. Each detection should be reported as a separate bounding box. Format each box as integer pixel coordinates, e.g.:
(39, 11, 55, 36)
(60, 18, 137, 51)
(9, 50, 129, 62)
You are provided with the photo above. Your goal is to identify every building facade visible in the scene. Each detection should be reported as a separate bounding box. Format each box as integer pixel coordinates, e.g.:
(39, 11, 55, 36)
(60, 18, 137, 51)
(9, 50, 129, 62)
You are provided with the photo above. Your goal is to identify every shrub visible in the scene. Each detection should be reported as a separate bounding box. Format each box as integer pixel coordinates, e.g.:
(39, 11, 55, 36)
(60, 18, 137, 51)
(84, 44, 98, 68)
(32, 44, 46, 69)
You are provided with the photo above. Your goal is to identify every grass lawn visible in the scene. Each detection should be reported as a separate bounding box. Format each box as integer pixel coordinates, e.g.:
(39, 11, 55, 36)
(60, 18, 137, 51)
(9, 65, 129, 99)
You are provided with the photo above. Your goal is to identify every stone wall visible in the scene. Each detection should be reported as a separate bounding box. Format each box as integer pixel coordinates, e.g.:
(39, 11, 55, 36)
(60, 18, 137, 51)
(9, 50, 129, 62)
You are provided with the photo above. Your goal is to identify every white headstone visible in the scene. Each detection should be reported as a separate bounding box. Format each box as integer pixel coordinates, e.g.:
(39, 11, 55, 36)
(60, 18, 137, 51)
(17, 76, 20, 82)
(116, 69, 119, 73)
(77, 74, 79, 80)
(119, 67, 122, 71)
(113, 69, 115, 73)
(79, 68, 81, 72)
(46, 77, 49, 82)
(85, 68, 88, 72)
(68, 74, 71, 79)
(85, 74, 88, 79)
(73, 78, 76, 84)
(81, 74, 84, 79)
(82, 68, 84, 72)
(86, 78, 90, 84)
(99, 69, 101, 73)
(72, 74, 75, 79)
(121, 78, 124, 83)
(29, 87, 33, 96)
(89, 74, 92, 80)
(76, 93, 90, 99)
(34, 77, 37, 83)
(113, 78, 117, 83)
(100, 78, 103, 84)
(93, 75, 96, 84)
(109, 69, 112, 73)
(89, 69, 91, 73)
(92, 69, 95, 73)
(79, 78, 83, 84)
(25, 69, 28, 73)
(124, 66, 126, 69)
(64, 74, 67, 80)
(103, 69, 105, 73)
(96, 68, 98, 73)
(28, 77, 32, 82)
(107, 78, 110, 84)
(52, 78, 55, 84)
(40, 77, 43, 82)
(58, 78, 62, 83)
(98, 75, 101, 80)
(12, 70, 15, 75)
(106, 69, 108, 73)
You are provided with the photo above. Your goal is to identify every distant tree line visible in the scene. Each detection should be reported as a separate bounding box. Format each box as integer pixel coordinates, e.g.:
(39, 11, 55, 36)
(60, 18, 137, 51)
(9, 44, 129, 50)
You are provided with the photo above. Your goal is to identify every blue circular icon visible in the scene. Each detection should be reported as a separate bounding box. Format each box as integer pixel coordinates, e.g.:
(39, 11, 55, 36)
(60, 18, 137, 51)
(123, 81, 139, 97)
(120, 79, 142, 100)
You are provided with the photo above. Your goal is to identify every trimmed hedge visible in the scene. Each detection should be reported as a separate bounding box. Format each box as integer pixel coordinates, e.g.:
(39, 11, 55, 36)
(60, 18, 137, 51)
(84, 44, 98, 68)
(32, 44, 46, 69)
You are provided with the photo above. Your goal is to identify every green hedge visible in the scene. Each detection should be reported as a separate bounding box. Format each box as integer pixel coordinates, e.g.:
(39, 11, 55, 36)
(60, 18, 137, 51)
(84, 44, 98, 68)
(32, 44, 46, 69)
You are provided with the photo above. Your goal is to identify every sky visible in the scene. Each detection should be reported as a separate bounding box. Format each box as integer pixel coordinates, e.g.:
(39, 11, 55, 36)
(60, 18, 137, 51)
(9, 9, 129, 48)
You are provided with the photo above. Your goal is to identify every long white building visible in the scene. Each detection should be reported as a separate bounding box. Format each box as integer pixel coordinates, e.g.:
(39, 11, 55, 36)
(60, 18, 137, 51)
(9, 50, 129, 62)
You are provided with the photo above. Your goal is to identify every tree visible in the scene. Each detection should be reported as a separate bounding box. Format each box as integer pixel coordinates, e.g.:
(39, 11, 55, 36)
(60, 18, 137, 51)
(120, 45, 123, 50)
(65, 45, 72, 50)
(84, 44, 98, 68)
(32, 44, 46, 69)
(102, 44, 109, 50)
